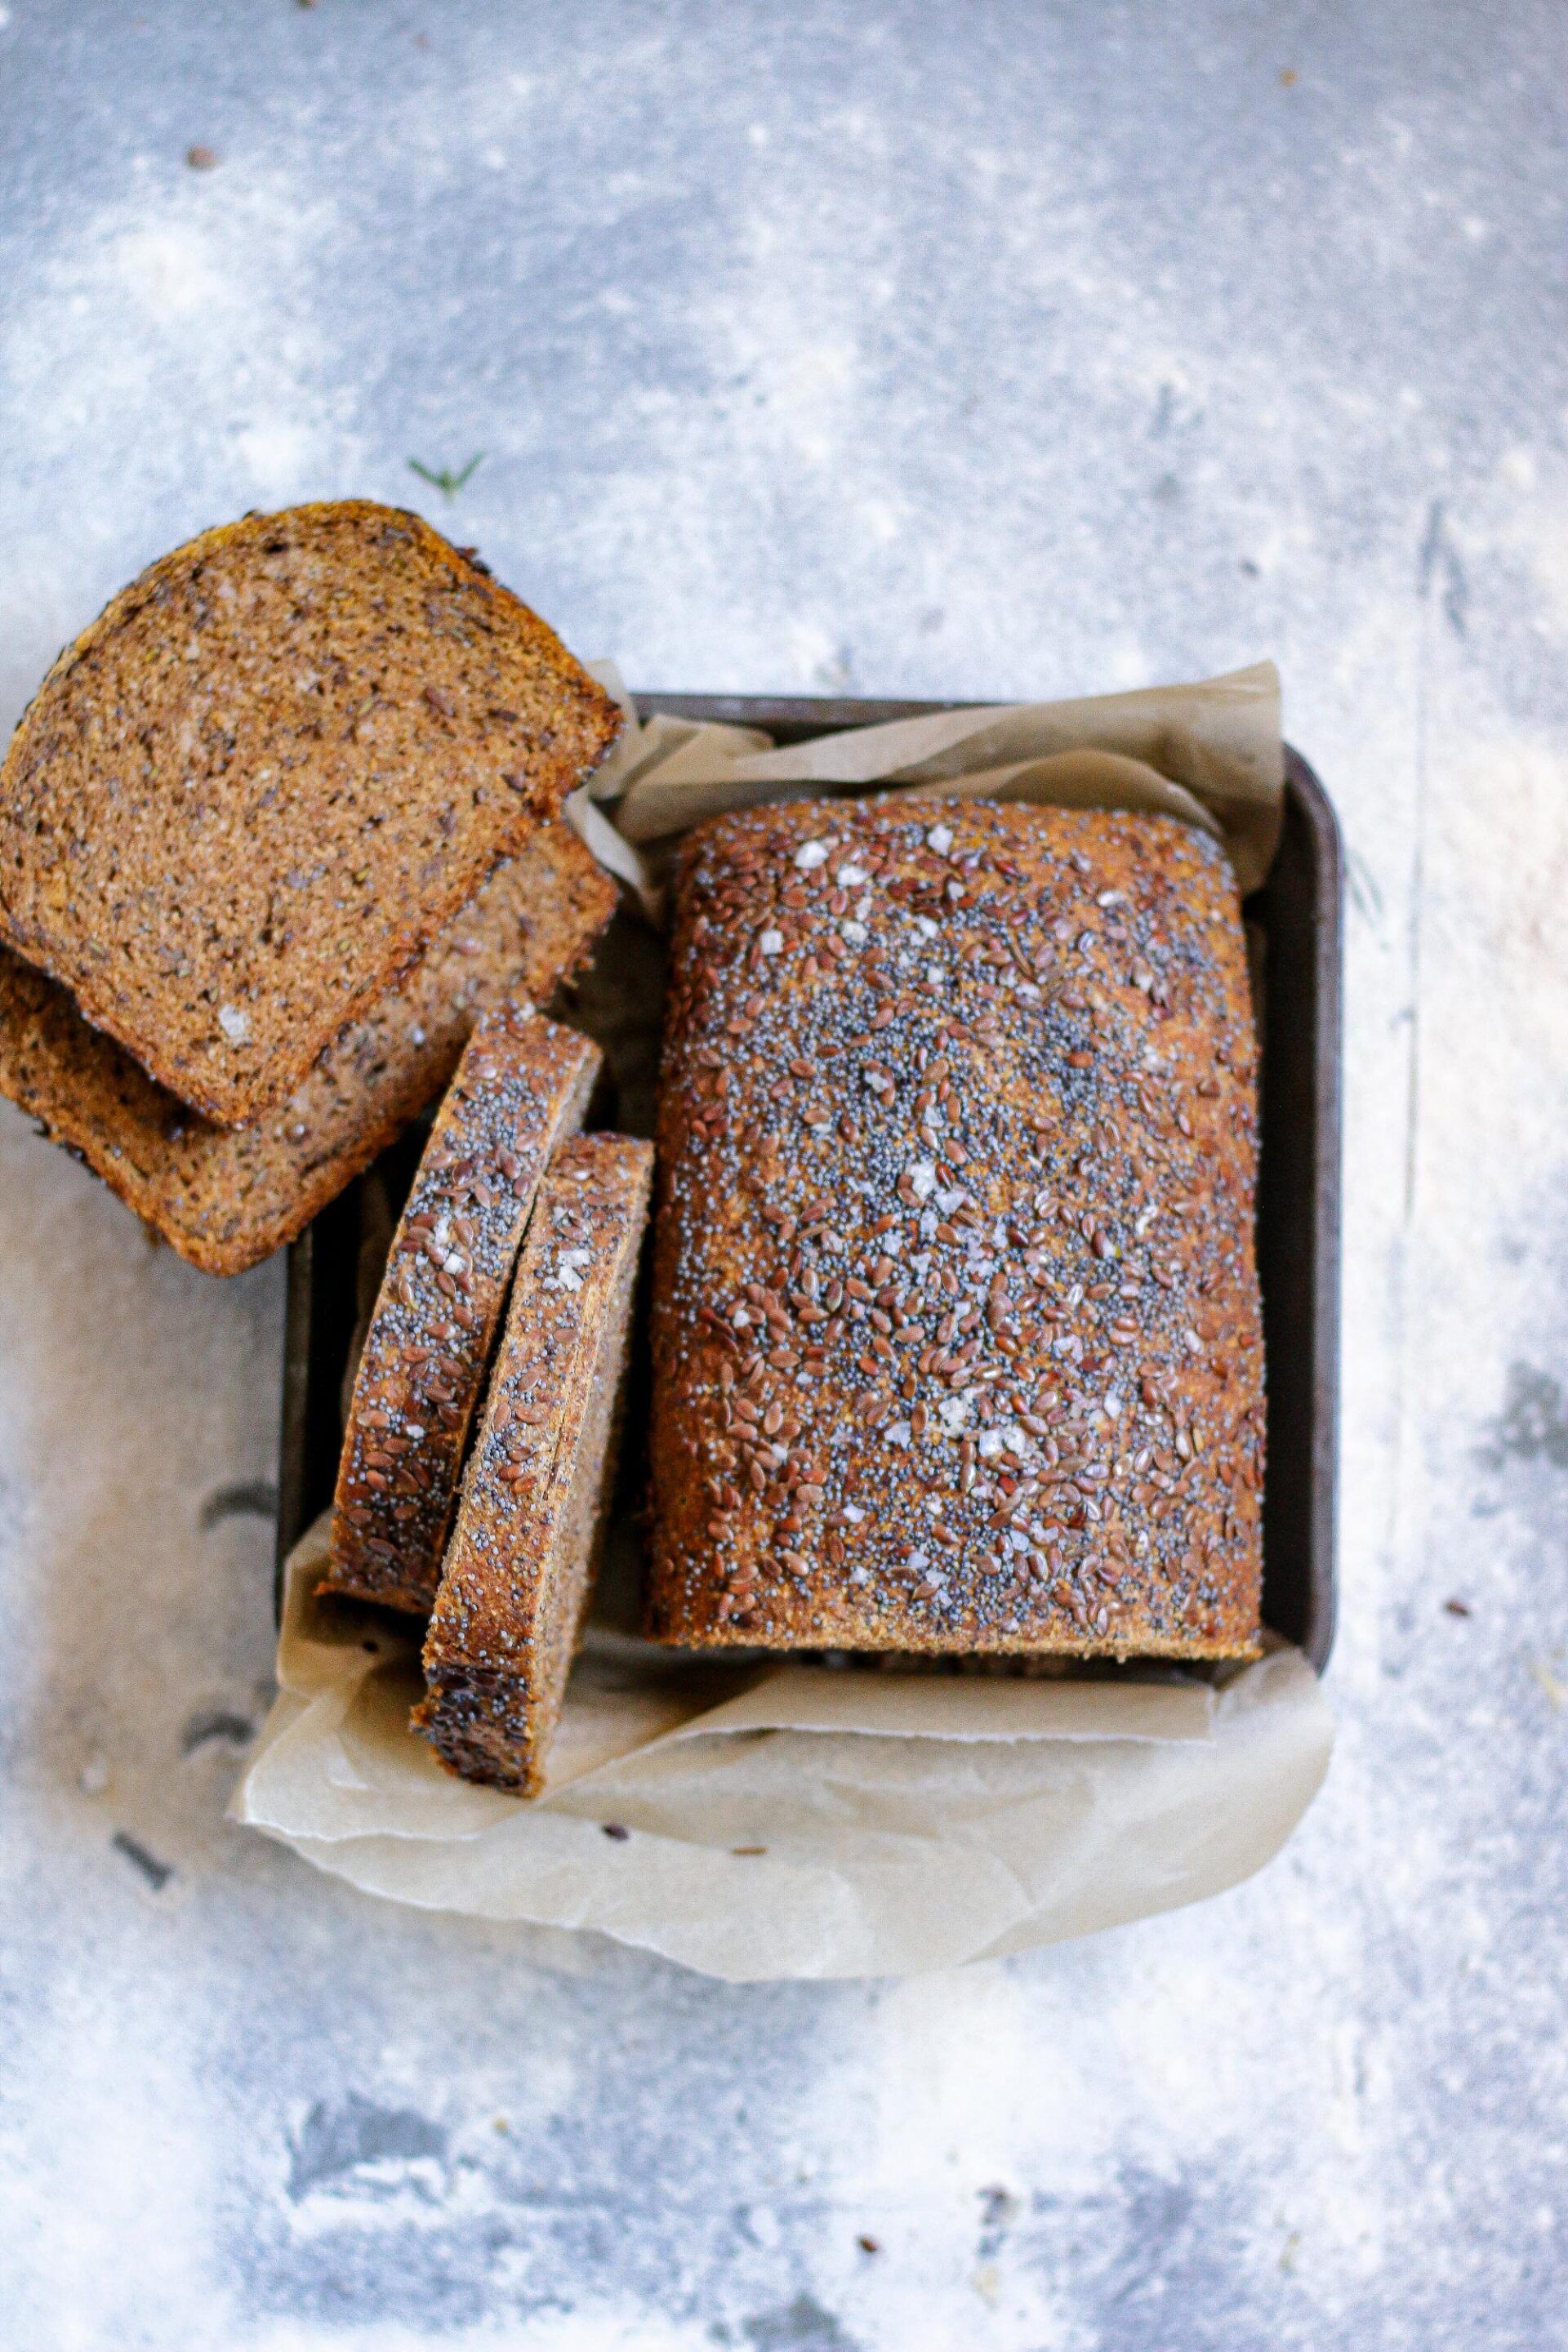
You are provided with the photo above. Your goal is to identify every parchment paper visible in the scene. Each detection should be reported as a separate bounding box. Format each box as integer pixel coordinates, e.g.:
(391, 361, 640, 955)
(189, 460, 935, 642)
(567, 659, 1283, 920)
(234, 662, 1333, 1980)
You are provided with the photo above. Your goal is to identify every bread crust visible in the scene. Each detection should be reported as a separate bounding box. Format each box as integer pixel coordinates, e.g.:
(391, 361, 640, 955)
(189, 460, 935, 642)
(415, 1134, 653, 1793)
(645, 798, 1264, 1658)
(0, 501, 622, 1124)
(0, 821, 617, 1275)
(324, 1004, 600, 1612)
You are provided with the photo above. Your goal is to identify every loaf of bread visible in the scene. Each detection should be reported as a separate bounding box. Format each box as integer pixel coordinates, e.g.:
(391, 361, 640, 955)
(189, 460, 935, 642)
(415, 1133, 653, 1793)
(0, 821, 617, 1275)
(0, 501, 621, 1125)
(646, 797, 1263, 1656)
(324, 1004, 601, 1613)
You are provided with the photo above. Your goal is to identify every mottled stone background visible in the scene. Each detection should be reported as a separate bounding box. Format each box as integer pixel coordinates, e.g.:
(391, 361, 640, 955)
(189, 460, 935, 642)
(0, 4, 1565, 2346)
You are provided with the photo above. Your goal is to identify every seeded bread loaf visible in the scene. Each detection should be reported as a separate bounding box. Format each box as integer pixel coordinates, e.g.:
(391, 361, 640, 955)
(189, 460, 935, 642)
(415, 1134, 653, 1793)
(323, 1004, 601, 1613)
(0, 821, 617, 1275)
(645, 797, 1264, 1657)
(0, 501, 621, 1125)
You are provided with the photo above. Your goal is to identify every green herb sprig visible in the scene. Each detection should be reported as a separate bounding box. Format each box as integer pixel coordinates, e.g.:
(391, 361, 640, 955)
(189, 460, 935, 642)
(408, 453, 484, 498)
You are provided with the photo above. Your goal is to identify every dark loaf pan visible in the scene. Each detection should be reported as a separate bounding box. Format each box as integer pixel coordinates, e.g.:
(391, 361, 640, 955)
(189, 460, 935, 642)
(275, 697, 1342, 1669)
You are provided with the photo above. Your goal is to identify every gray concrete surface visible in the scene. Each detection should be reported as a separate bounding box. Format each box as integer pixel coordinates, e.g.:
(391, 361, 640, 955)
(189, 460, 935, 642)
(0, 4, 1565, 2345)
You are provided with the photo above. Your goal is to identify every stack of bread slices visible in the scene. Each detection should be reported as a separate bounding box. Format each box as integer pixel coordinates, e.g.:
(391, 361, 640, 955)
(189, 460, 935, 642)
(1, 501, 653, 1793)
(0, 499, 625, 1276)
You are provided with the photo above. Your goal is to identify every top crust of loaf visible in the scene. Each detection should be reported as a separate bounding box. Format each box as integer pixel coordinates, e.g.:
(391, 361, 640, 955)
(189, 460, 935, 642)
(645, 798, 1264, 1658)
(0, 501, 622, 1125)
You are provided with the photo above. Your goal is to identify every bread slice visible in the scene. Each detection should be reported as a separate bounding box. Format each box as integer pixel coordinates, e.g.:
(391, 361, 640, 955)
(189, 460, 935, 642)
(0, 820, 617, 1276)
(0, 501, 621, 1125)
(414, 1134, 653, 1794)
(324, 1005, 602, 1613)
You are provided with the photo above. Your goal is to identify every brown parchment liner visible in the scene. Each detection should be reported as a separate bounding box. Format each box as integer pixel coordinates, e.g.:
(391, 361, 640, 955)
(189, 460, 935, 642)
(234, 662, 1333, 1982)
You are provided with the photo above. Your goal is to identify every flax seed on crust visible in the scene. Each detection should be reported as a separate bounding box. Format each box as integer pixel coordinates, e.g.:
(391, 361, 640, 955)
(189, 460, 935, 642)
(645, 797, 1264, 1659)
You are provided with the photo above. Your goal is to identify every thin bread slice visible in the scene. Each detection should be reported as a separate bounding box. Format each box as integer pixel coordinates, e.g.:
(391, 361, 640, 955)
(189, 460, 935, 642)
(414, 1134, 653, 1794)
(0, 501, 621, 1125)
(324, 1005, 602, 1613)
(0, 820, 617, 1276)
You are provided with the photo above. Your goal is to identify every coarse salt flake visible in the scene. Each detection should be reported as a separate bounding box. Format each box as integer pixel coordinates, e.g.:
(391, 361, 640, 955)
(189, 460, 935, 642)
(794, 840, 829, 870)
(759, 929, 784, 955)
(926, 823, 954, 853)
(216, 1004, 250, 1044)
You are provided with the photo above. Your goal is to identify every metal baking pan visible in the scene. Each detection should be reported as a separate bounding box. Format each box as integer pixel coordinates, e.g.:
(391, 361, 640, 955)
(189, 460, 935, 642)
(276, 697, 1342, 1668)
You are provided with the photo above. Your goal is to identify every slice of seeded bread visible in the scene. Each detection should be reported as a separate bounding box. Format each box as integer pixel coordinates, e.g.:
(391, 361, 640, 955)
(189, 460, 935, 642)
(0, 501, 621, 1125)
(414, 1134, 653, 1794)
(323, 1005, 602, 1613)
(0, 819, 617, 1276)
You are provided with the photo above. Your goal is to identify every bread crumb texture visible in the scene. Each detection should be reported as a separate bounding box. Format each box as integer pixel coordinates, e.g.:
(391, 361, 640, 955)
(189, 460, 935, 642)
(647, 797, 1264, 1658)
(0, 819, 616, 1274)
(0, 501, 622, 1124)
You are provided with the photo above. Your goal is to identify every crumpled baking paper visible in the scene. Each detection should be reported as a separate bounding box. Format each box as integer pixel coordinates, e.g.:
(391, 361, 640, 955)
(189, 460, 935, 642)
(566, 659, 1283, 920)
(237, 1515, 1332, 1980)
(234, 662, 1333, 1981)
